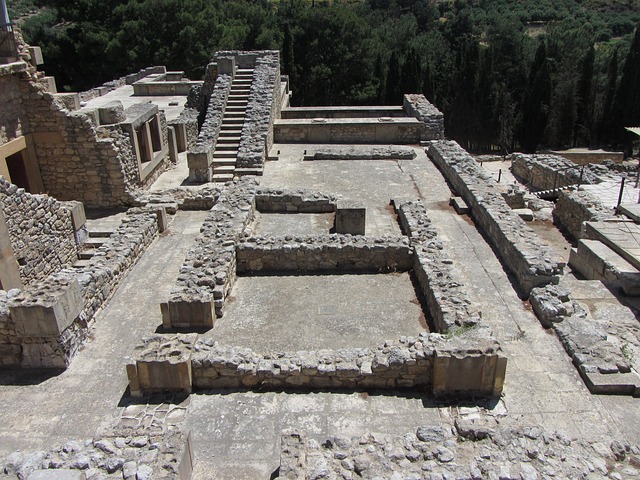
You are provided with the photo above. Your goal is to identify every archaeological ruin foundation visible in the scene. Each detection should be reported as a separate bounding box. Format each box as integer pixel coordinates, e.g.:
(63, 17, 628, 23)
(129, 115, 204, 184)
(0, 28, 639, 480)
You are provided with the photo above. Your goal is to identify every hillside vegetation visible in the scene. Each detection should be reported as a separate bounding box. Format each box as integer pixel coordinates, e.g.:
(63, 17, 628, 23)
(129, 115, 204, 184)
(13, 0, 640, 153)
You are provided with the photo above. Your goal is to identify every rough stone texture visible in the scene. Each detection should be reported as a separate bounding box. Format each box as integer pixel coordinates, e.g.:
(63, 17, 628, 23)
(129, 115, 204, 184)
(403, 94, 445, 140)
(187, 74, 231, 182)
(168, 108, 199, 150)
(428, 141, 564, 295)
(166, 178, 257, 324)
(133, 185, 222, 212)
(254, 188, 336, 213)
(2, 428, 191, 480)
(530, 283, 640, 395)
(511, 153, 600, 190)
(553, 190, 615, 240)
(280, 425, 640, 480)
(0, 208, 159, 368)
(78, 66, 166, 103)
(0, 177, 79, 286)
(237, 52, 281, 170)
(236, 235, 413, 274)
(310, 146, 417, 161)
(192, 335, 433, 390)
(397, 200, 481, 333)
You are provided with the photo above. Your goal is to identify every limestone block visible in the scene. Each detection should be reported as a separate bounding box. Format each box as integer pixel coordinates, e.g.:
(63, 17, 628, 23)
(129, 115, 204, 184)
(54, 93, 80, 111)
(432, 352, 507, 397)
(166, 295, 215, 329)
(187, 150, 211, 170)
(154, 206, 168, 233)
(335, 202, 366, 235)
(11, 279, 83, 337)
(28, 470, 86, 480)
(449, 197, 470, 215)
(167, 126, 179, 163)
(41, 76, 57, 94)
(28, 46, 44, 65)
(513, 208, 534, 221)
(217, 56, 236, 77)
(61, 201, 86, 232)
(98, 101, 126, 125)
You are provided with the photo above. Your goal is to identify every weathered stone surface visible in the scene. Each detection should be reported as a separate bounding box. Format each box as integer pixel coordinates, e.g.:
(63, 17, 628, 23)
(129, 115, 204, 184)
(553, 190, 614, 239)
(403, 94, 444, 140)
(310, 146, 416, 161)
(428, 141, 564, 295)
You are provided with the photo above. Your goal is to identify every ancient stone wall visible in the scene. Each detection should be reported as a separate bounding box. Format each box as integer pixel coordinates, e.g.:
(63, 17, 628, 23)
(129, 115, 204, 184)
(254, 188, 336, 212)
(187, 74, 231, 182)
(21, 79, 138, 207)
(0, 208, 160, 368)
(0, 177, 78, 286)
(397, 200, 481, 333)
(428, 141, 564, 295)
(510, 153, 599, 190)
(553, 190, 615, 240)
(236, 53, 281, 170)
(236, 235, 413, 274)
(403, 94, 445, 140)
(78, 66, 167, 103)
(273, 120, 424, 144)
(0, 73, 28, 145)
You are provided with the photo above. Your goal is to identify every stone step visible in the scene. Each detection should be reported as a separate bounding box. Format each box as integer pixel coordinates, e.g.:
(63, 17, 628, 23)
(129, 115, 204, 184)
(215, 143, 239, 150)
(79, 249, 97, 260)
(72, 259, 93, 268)
(229, 90, 250, 96)
(583, 221, 640, 272)
(218, 128, 242, 135)
(212, 173, 234, 182)
(213, 165, 236, 175)
(212, 159, 237, 167)
(88, 228, 114, 238)
(83, 237, 107, 248)
(217, 136, 241, 143)
(223, 112, 246, 118)
(235, 167, 263, 177)
(220, 124, 244, 130)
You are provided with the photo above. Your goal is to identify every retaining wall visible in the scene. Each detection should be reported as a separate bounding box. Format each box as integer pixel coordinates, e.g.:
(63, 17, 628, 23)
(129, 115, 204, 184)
(553, 190, 615, 240)
(428, 141, 564, 295)
(403, 94, 445, 140)
(510, 153, 599, 191)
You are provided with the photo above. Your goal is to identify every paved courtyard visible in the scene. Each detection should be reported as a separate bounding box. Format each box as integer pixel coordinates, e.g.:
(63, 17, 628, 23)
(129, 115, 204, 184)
(0, 144, 638, 479)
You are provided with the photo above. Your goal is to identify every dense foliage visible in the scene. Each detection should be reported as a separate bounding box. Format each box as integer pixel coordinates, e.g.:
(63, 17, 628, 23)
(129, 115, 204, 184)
(13, 0, 640, 153)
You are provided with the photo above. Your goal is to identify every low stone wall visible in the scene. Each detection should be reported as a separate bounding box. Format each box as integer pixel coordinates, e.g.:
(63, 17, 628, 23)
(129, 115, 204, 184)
(164, 179, 257, 328)
(254, 188, 336, 213)
(168, 108, 199, 151)
(0, 208, 160, 368)
(553, 190, 614, 240)
(308, 146, 417, 161)
(279, 425, 639, 479)
(510, 153, 600, 191)
(237, 53, 281, 171)
(281, 106, 406, 119)
(530, 284, 640, 395)
(236, 235, 413, 274)
(0, 177, 79, 287)
(78, 66, 167, 103)
(274, 118, 424, 144)
(187, 74, 232, 182)
(428, 141, 564, 295)
(403, 94, 445, 140)
(397, 200, 481, 333)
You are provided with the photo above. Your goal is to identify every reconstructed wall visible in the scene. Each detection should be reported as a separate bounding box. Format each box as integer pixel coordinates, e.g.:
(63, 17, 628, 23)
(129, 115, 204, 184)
(187, 74, 232, 182)
(553, 190, 615, 240)
(511, 153, 599, 191)
(397, 200, 481, 333)
(78, 66, 167, 102)
(274, 119, 424, 144)
(0, 177, 78, 286)
(236, 235, 413, 274)
(237, 52, 282, 171)
(428, 141, 564, 295)
(0, 71, 28, 145)
(0, 208, 160, 368)
(403, 94, 445, 140)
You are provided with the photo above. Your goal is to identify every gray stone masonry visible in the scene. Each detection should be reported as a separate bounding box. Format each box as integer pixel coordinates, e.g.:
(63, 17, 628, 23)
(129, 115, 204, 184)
(397, 200, 481, 333)
(164, 179, 257, 328)
(187, 74, 231, 182)
(510, 153, 600, 191)
(403, 94, 445, 140)
(530, 283, 640, 395)
(309, 146, 417, 161)
(237, 52, 282, 171)
(553, 189, 615, 240)
(254, 188, 336, 213)
(279, 425, 640, 479)
(236, 235, 412, 274)
(78, 66, 166, 103)
(0, 207, 161, 368)
(428, 141, 564, 295)
(0, 177, 79, 287)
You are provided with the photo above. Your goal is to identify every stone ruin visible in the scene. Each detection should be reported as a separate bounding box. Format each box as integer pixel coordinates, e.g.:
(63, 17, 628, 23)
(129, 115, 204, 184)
(0, 28, 639, 480)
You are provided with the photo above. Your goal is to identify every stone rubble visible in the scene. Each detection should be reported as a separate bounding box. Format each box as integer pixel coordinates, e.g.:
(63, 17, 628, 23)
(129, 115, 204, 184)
(279, 424, 640, 480)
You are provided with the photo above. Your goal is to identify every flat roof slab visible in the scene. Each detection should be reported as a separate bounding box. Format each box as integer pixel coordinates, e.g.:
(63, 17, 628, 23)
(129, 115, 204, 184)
(210, 273, 427, 352)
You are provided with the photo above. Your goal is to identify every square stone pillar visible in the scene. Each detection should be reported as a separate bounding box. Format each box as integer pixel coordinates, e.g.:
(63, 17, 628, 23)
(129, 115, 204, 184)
(217, 56, 236, 79)
(335, 201, 366, 235)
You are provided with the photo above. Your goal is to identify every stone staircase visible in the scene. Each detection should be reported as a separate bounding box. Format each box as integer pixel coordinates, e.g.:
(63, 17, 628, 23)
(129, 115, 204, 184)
(533, 184, 578, 200)
(74, 227, 115, 267)
(211, 68, 253, 182)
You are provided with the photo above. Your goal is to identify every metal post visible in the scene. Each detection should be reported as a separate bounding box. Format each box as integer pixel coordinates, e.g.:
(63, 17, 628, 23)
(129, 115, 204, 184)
(578, 166, 584, 191)
(497, 169, 502, 183)
(616, 177, 625, 213)
(1, 0, 11, 32)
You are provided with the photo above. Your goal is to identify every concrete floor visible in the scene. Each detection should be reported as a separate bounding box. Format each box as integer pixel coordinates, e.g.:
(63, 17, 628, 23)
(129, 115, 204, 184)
(1, 143, 639, 480)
